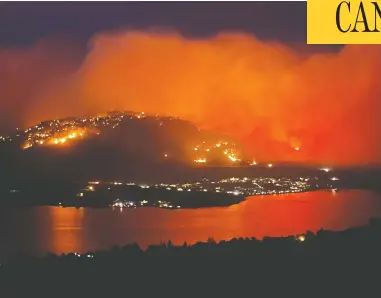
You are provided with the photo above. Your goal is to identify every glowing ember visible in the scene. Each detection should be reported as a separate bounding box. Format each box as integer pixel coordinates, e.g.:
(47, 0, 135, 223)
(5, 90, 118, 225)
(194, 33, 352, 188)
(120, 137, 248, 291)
(194, 158, 207, 163)
(228, 155, 238, 162)
(297, 235, 306, 242)
(22, 143, 32, 149)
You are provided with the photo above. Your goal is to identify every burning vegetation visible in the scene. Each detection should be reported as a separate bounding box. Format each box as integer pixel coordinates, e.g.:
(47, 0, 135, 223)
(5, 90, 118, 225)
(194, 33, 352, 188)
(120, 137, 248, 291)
(2, 111, 252, 166)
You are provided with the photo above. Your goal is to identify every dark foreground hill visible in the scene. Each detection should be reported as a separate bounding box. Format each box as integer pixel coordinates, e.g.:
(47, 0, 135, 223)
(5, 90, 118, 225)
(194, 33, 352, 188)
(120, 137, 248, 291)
(1, 218, 381, 296)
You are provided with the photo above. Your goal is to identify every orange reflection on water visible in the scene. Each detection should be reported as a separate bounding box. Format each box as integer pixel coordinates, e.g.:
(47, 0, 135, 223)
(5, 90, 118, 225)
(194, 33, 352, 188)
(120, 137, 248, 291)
(113, 190, 381, 248)
(46, 207, 86, 254)
(25, 190, 381, 255)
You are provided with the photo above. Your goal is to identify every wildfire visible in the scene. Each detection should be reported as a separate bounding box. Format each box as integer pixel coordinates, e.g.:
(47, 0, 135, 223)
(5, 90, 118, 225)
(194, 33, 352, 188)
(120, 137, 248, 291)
(191, 140, 242, 165)
(21, 128, 95, 150)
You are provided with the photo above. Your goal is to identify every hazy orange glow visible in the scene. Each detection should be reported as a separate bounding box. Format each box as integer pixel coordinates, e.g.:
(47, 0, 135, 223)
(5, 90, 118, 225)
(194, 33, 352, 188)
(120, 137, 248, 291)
(1, 31, 381, 165)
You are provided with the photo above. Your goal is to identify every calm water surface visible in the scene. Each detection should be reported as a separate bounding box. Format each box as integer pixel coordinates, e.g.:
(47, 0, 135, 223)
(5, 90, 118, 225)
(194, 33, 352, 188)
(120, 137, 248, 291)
(1, 190, 381, 260)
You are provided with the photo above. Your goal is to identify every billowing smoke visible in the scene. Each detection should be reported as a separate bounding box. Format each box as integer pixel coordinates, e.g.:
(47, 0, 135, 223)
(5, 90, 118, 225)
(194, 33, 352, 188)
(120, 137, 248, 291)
(0, 37, 84, 130)
(1, 30, 381, 165)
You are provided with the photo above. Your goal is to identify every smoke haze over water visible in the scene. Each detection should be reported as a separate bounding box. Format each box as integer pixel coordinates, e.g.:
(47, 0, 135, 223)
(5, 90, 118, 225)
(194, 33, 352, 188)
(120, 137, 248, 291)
(1, 30, 381, 166)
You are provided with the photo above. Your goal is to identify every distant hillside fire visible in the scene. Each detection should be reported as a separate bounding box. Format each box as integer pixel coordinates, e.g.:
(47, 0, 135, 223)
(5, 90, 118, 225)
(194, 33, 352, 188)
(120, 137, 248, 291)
(1, 111, 254, 167)
(22, 128, 94, 149)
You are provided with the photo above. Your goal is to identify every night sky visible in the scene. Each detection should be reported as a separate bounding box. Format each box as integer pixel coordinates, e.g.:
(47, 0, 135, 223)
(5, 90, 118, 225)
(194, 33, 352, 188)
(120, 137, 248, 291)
(0, 2, 308, 46)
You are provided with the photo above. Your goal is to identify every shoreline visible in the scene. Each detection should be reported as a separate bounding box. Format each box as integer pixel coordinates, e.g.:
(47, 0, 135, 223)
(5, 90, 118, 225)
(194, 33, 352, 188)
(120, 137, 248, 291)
(6, 187, 374, 210)
(11, 187, 381, 211)
(0, 187, 346, 210)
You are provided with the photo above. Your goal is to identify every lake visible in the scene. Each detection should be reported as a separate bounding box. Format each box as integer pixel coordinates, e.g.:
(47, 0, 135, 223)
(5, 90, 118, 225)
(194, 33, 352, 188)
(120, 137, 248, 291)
(1, 190, 381, 261)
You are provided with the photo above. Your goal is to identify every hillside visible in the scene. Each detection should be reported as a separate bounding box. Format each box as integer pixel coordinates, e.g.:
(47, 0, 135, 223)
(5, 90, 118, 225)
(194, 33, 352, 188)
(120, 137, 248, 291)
(0, 111, 252, 184)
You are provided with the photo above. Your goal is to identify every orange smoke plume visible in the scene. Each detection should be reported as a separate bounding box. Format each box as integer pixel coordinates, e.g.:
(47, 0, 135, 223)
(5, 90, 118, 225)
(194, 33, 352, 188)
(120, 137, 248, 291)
(1, 30, 381, 165)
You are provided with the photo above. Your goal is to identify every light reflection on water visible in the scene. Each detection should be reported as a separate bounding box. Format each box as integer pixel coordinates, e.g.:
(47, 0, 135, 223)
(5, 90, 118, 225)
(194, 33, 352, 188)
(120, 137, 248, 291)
(1, 190, 381, 260)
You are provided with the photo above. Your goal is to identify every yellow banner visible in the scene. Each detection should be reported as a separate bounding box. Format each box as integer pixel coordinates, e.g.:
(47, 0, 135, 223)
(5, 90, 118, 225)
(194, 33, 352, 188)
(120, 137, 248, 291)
(307, 0, 381, 44)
